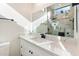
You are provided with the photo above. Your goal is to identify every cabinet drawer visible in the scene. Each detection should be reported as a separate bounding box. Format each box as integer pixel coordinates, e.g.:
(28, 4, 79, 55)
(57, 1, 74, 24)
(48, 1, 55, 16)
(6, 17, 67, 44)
(20, 39, 39, 56)
(21, 47, 31, 56)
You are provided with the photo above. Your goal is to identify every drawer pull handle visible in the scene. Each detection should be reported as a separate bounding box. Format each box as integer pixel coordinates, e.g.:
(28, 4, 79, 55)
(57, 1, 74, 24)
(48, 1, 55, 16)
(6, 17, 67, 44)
(31, 52, 33, 54)
(29, 50, 33, 54)
(29, 50, 31, 53)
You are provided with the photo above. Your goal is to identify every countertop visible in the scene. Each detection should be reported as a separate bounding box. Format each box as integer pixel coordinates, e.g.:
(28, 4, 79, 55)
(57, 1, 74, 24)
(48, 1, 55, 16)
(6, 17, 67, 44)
(61, 37, 79, 56)
(19, 34, 79, 56)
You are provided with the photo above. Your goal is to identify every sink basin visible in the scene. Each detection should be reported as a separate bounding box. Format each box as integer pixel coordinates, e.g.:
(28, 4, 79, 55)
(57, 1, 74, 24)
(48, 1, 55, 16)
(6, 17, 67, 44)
(21, 34, 57, 44)
(40, 40, 62, 50)
(39, 40, 71, 56)
(29, 34, 58, 44)
(31, 37, 53, 44)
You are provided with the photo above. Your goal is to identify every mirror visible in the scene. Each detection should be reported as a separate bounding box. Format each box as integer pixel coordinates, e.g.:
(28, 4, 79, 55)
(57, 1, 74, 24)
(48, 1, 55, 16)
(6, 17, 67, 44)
(32, 3, 74, 38)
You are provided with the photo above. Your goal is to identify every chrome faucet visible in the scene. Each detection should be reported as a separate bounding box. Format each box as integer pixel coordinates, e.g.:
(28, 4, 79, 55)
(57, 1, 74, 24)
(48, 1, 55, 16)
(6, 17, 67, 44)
(40, 34, 46, 39)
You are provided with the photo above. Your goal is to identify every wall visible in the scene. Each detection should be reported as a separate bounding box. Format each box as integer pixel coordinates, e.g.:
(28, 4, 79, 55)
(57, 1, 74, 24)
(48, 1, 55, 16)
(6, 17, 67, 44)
(8, 3, 33, 21)
(0, 19, 24, 56)
(0, 3, 31, 31)
(0, 3, 28, 56)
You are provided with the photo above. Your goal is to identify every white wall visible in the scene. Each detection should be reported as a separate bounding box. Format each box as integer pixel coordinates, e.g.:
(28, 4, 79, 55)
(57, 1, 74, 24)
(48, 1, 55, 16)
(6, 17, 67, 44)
(0, 3, 31, 31)
(0, 3, 29, 56)
(0, 20, 24, 56)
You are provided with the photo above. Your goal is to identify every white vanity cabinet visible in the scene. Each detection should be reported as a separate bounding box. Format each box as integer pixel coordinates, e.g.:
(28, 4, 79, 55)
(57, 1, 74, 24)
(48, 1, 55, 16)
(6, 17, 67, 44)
(20, 38, 56, 56)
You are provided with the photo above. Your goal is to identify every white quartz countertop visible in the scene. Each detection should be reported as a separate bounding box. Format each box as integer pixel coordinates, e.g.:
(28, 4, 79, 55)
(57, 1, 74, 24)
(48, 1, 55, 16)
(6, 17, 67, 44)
(61, 38, 79, 56)
(20, 34, 79, 56)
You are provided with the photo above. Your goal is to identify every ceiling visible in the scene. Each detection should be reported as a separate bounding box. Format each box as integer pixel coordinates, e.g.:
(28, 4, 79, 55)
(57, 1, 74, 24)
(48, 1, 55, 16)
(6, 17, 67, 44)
(8, 3, 53, 22)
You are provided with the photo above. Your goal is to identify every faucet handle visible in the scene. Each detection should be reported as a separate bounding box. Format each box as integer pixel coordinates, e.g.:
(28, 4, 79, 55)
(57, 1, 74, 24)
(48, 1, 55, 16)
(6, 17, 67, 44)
(40, 34, 46, 39)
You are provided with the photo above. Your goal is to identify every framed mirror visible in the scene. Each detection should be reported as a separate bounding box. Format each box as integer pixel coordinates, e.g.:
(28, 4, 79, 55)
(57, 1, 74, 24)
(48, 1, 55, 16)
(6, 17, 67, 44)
(47, 4, 74, 37)
(32, 3, 74, 38)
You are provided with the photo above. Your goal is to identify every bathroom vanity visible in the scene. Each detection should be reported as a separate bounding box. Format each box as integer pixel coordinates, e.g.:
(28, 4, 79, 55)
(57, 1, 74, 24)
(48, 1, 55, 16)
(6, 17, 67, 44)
(19, 34, 76, 56)
(19, 3, 79, 56)
(20, 38, 55, 56)
(19, 34, 57, 56)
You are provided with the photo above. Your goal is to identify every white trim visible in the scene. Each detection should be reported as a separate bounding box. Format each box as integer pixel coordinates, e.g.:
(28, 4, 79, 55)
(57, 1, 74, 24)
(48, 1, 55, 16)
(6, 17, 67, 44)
(31, 13, 47, 32)
(0, 42, 10, 47)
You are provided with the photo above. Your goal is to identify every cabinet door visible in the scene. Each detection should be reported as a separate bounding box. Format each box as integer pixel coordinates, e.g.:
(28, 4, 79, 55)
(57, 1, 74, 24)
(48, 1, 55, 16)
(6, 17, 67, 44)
(20, 39, 31, 56)
(20, 46, 31, 56)
(29, 43, 56, 56)
(20, 39, 38, 56)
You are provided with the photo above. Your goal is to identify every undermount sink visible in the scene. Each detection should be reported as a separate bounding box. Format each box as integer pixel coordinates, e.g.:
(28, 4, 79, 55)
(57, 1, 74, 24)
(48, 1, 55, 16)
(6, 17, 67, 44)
(40, 40, 62, 50)
(21, 33, 57, 44)
(31, 37, 54, 44)
(39, 40, 71, 56)
(31, 36, 57, 44)
(21, 34, 72, 56)
(29, 34, 58, 44)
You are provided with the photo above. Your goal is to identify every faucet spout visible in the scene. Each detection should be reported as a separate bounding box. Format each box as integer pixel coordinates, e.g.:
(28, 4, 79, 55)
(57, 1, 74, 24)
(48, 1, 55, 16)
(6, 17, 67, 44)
(40, 34, 46, 39)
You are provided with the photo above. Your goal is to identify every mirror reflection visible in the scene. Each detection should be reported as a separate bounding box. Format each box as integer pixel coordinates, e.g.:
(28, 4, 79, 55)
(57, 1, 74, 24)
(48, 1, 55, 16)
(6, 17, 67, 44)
(32, 3, 74, 37)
